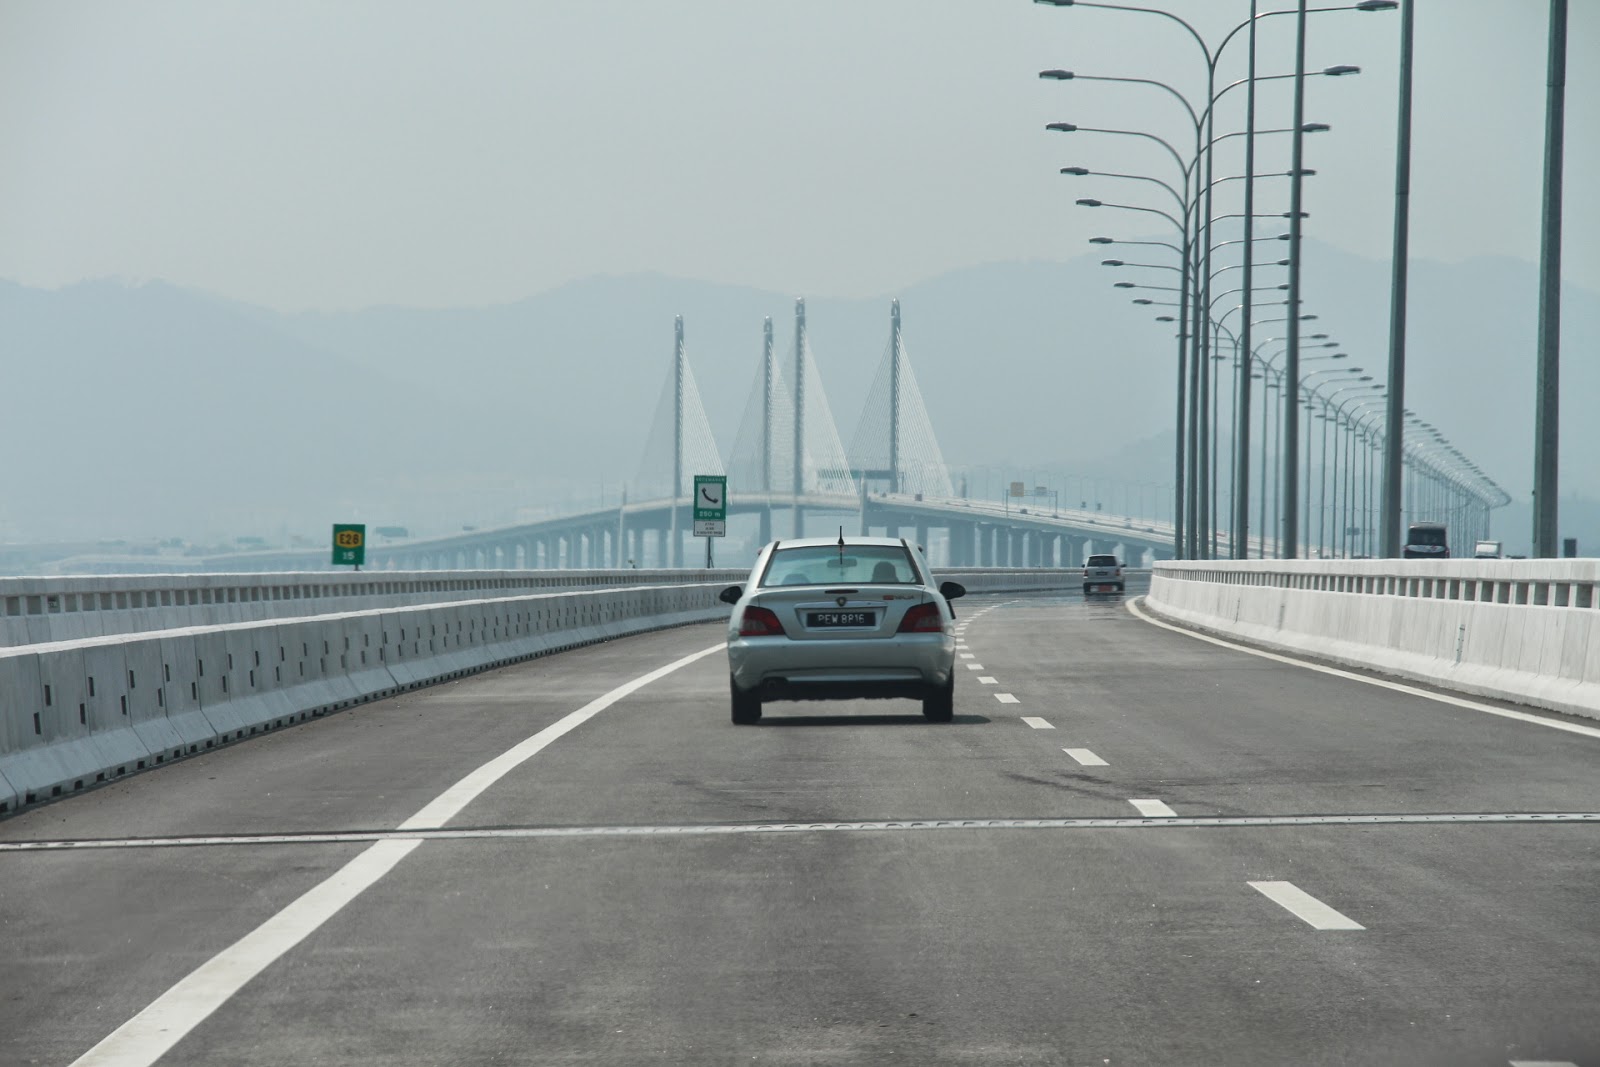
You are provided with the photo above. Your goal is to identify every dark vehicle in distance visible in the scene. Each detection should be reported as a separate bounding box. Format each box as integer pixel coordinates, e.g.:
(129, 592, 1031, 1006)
(1403, 522, 1450, 559)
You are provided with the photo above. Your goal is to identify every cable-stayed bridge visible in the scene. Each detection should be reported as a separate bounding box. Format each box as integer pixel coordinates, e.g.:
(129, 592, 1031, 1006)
(103, 299, 1179, 574)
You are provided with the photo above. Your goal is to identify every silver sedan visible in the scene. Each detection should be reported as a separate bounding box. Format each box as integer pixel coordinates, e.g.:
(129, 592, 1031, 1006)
(719, 536, 966, 724)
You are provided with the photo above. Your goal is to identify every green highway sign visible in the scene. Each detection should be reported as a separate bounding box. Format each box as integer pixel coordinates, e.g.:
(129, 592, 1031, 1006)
(332, 523, 367, 567)
(693, 474, 726, 537)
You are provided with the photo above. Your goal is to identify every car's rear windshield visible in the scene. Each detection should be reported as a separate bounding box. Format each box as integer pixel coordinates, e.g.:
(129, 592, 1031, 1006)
(760, 545, 919, 587)
(1406, 527, 1447, 547)
(1087, 555, 1119, 566)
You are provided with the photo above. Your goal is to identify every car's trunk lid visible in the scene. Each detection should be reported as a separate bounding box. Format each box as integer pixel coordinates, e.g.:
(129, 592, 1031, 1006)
(748, 585, 929, 639)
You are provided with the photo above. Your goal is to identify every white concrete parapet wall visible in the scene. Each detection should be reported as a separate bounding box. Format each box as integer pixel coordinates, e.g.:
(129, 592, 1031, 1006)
(0, 569, 749, 647)
(0, 568, 1082, 814)
(1145, 559, 1600, 721)
(0, 567, 1091, 647)
(0, 580, 738, 815)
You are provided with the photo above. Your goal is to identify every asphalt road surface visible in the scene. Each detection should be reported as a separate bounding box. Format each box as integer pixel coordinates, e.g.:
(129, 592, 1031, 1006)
(4, 579, 1598, 1066)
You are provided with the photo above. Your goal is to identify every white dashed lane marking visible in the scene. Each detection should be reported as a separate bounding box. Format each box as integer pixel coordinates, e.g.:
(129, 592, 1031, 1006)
(978, 677, 998, 685)
(995, 693, 1020, 704)
(1248, 881, 1365, 930)
(1129, 799, 1176, 818)
(1021, 716, 1054, 730)
(965, 663, 985, 670)
(1063, 748, 1107, 766)
(959, 653, 975, 659)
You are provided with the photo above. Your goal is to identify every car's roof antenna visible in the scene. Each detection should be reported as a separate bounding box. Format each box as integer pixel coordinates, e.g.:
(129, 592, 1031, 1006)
(837, 526, 845, 565)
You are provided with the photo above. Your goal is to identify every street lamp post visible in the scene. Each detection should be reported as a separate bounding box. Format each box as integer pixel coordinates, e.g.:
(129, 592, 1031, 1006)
(1053, 128, 1195, 557)
(1038, 0, 1392, 550)
(1381, 0, 1415, 558)
(1299, 366, 1364, 556)
(1534, 0, 1568, 557)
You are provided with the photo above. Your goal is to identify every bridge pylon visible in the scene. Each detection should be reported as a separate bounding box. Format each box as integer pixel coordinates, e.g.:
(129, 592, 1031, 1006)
(848, 300, 953, 502)
(632, 316, 723, 567)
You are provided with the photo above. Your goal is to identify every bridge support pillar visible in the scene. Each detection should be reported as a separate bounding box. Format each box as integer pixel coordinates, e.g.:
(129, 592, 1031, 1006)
(759, 506, 772, 548)
(915, 524, 928, 556)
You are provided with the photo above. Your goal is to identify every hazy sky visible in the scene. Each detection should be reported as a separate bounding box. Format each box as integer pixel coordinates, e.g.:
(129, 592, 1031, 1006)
(1, 1, 1595, 311)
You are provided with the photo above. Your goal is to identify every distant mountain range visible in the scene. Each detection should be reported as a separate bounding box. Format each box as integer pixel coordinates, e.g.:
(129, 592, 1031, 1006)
(2, 240, 1595, 554)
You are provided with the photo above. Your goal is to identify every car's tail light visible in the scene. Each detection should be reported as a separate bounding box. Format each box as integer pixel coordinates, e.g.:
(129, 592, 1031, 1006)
(738, 606, 785, 637)
(1115, 567, 1123, 577)
(897, 602, 944, 633)
(1082, 567, 1089, 577)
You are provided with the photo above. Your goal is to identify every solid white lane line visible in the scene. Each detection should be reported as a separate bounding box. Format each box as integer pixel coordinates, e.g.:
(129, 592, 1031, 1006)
(1063, 748, 1108, 766)
(1247, 880, 1365, 930)
(995, 693, 1020, 704)
(1509, 1061, 1580, 1066)
(401, 643, 725, 830)
(1022, 716, 1054, 730)
(67, 641, 727, 1067)
(1130, 799, 1176, 818)
(9, 811, 1599, 852)
(966, 663, 985, 670)
(71, 840, 419, 1067)
(978, 677, 998, 685)
(1128, 597, 1600, 742)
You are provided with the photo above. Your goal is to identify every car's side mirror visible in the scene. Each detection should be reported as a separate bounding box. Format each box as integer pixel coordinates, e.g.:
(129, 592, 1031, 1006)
(718, 585, 743, 605)
(939, 581, 966, 601)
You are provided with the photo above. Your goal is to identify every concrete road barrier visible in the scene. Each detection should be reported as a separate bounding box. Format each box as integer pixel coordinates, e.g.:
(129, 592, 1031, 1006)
(0, 567, 1086, 815)
(0, 582, 736, 815)
(1145, 559, 1600, 721)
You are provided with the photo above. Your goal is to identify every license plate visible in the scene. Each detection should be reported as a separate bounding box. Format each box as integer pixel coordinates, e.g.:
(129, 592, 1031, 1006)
(807, 611, 875, 628)
(1097, 584, 1114, 593)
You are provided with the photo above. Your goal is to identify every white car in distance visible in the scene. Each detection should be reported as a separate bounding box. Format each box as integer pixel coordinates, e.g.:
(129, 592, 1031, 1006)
(719, 536, 965, 724)
(1082, 553, 1125, 595)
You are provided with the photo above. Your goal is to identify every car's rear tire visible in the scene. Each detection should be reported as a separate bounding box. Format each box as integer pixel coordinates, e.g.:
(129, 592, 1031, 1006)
(731, 679, 762, 724)
(1082, 584, 1092, 596)
(923, 675, 954, 723)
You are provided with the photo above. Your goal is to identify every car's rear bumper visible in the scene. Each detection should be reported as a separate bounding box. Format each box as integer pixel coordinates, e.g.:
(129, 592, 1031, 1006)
(727, 633, 954, 700)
